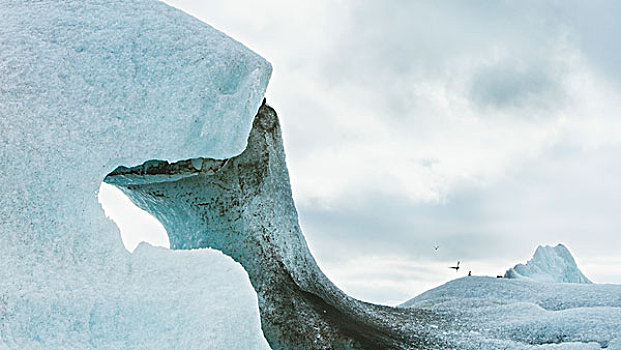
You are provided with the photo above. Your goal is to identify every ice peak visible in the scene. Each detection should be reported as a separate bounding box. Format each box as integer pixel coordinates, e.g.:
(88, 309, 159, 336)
(505, 244, 592, 284)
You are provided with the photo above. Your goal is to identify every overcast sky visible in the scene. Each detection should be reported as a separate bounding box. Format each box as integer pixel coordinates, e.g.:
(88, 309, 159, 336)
(101, 0, 621, 305)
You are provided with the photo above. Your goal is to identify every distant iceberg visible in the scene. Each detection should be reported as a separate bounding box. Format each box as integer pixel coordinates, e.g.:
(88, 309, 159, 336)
(505, 244, 592, 284)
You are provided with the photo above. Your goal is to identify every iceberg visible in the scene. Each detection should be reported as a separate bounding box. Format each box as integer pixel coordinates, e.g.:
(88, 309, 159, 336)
(1, 0, 270, 348)
(400, 245, 621, 349)
(504, 244, 592, 284)
(401, 276, 621, 348)
(104, 102, 450, 350)
(2, 0, 618, 349)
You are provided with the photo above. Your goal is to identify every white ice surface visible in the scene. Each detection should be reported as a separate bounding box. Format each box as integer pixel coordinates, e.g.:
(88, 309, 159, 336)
(403, 277, 621, 348)
(401, 246, 621, 349)
(3, 244, 271, 350)
(401, 244, 621, 350)
(505, 244, 592, 284)
(0, 0, 271, 348)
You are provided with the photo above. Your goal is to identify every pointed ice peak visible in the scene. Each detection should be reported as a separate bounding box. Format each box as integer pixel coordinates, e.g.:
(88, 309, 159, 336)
(505, 244, 592, 284)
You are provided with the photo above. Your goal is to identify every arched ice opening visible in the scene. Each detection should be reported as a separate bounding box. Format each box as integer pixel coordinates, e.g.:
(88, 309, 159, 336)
(98, 182, 170, 252)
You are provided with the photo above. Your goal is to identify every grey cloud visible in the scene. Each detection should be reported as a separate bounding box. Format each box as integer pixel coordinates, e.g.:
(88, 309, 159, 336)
(304, 1, 574, 125)
(298, 190, 510, 265)
(300, 142, 621, 275)
(161, 0, 621, 303)
(470, 63, 563, 112)
(559, 0, 621, 85)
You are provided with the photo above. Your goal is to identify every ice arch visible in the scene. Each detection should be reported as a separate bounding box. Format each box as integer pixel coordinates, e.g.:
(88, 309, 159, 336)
(104, 103, 446, 350)
(1, 0, 448, 348)
(98, 182, 170, 252)
(0, 0, 271, 348)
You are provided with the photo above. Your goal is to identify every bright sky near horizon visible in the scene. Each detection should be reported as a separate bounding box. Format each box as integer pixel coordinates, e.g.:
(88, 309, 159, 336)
(100, 0, 621, 305)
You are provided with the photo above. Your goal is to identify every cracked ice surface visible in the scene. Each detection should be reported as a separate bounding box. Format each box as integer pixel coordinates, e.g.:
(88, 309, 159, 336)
(0, 0, 271, 348)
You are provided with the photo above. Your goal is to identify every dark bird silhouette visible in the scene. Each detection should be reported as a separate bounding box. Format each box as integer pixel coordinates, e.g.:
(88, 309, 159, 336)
(433, 245, 440, 251)
(449, 261, 460, 272)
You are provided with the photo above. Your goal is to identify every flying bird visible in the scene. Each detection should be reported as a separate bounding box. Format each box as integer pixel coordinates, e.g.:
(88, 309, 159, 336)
(449, 261, 460, 272)
(433, 245, 440, 251)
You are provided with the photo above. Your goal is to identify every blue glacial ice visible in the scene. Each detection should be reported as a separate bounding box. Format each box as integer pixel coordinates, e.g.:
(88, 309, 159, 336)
(1, 0, 619, 349)
(505, 244, 592, 284)
(401, 245, 621, 349)
(0, 0, 271, 348)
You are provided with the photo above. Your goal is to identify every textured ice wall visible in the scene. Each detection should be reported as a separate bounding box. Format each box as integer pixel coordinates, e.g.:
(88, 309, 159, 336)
(505, 244, 592, 284)
(0, 0, 271, 348)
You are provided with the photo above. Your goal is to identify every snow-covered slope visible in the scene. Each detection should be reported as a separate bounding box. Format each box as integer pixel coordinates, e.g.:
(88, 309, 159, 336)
(400, 246, 620, 349)
(0, 0, 270, 348)
(401, 276, 621, 349)
(505, 244, 592, 284)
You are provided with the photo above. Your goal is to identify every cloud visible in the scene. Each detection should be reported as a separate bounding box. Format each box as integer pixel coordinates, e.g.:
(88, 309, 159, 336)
(470, 63, 563, 111)
(156, 0, 621, 303)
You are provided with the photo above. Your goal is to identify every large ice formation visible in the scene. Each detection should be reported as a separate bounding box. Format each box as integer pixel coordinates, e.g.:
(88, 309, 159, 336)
(3, 0, 619, 349)
(102, 104, 621, 350)
(104, 103, 449, 350)
(401, 276, 621, 349)
(504, 244, 592, 284)
(400, 246, 621, 349)
(0, 0, 271, 348)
